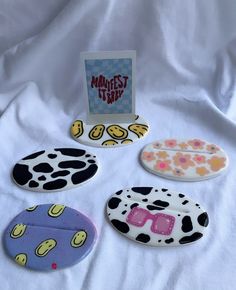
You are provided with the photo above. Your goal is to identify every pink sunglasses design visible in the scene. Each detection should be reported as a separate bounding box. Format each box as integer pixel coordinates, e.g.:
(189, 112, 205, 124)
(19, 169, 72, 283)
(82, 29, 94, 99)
(126, 207, 175, 235)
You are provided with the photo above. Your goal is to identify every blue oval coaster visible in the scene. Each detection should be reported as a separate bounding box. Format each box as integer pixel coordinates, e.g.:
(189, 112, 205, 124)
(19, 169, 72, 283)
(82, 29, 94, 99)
(4, 204, 97, 271)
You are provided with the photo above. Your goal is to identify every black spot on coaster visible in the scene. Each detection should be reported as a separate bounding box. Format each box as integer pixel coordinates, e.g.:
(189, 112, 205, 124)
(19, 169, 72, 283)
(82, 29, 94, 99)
(88, 160, 95, 164)
(33, 163, 54, 173)
(71, 164, 98, 185)
(165, 238, 174, 244)
(153, 200, 169, 208)
(22, 150, 45, 160)
(38, 175, 46, 181)
(132, 187, 153, 195)
(43, 179, 67, 190)
(48, 154, 57, 159)
(167, 194, 171, 196)
(179, 194, 185, 198)
(111, 219, 130, 233)
(142, 199, 148, 202)
(12, 164, 33, 186)
(55, 148, 86, 157)
(147, 205, 164, 211)
(122, 210, 127, 215)
(108, 197, 122, 209)
(51, 170, 70, 178)
(85, 154, 91, 157)
(136, 234, 150, 243)
(181, 216, 193, 233)
(59, 160, 86, 169)
(29, 180, 39, 188)
(115, 190, 123, 195)
(161, 188, 168, 192)
(130, 203, 139, 209)
(182, 200, 189, 205)
(197, 212, 209, 227)
(127, 195, 131, 198)
(179, 232, 203, 244)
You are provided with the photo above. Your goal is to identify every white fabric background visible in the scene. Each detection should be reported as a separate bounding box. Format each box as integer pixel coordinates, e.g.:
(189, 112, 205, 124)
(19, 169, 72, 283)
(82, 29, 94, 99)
(0, 1, 236, 289)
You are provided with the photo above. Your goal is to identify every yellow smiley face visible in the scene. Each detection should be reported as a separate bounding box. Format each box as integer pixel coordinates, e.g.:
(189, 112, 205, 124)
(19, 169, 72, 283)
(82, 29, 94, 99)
(89, 124, 105, 140)
(106, 125, 128, 140)
(128, 123, 148, 138)
(121, 139, 133, 144)
(35, 239, 57, 257)
(10, 224, 27, 239)
(15, 253, 27, 266)
(48, 204, 65, 218)
(102, 139, 118, 146)
(71, 120, 84, 138)
(26, 206, 38, 212)
(71, 230, 87, 248)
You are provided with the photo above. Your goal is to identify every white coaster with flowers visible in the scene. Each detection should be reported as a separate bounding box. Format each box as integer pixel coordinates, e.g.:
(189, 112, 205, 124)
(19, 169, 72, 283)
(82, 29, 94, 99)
(140, 139, 229, 181)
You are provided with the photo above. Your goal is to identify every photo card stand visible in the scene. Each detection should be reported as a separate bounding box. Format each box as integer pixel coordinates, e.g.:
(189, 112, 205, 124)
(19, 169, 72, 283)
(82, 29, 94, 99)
(70, 50, 149, 148)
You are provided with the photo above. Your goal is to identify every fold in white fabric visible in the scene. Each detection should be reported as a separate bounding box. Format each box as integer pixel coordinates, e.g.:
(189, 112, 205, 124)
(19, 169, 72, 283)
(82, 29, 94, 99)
(0, 1, 236, 289)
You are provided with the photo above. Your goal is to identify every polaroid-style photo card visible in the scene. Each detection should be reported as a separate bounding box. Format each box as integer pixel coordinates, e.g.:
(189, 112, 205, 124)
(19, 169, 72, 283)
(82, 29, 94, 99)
(81, 50, 136, 124)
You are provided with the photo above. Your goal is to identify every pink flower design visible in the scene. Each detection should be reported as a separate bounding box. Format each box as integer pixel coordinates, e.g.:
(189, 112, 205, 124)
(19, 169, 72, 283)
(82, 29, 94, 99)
(154, 160, 172, 172)
(164, 139, 177, 148)
(142, 152, 155, 162)
(193, 154, 206, 164)
(172, 168, 185, 176)
(188, 139, 205, 150)
(153, 142, 162, 149)
(206, 144, 220, 153)
(173, 152, 195, 169)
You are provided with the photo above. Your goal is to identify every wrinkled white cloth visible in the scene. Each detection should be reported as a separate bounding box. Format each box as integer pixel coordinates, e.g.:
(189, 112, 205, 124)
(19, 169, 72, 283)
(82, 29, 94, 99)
(0, 1, 236, 289)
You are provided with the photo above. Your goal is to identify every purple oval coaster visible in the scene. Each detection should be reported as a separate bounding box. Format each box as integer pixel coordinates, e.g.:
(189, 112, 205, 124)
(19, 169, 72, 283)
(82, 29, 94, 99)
(3, 204, 97, 271)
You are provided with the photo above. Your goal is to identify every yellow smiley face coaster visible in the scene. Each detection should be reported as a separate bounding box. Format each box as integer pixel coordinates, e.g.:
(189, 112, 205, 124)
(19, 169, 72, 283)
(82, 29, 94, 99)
(70, 115, 149, 148)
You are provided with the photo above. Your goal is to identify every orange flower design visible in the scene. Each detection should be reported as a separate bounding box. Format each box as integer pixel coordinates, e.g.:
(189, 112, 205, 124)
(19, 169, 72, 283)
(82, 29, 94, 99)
(164, 139, 177, 148)
(196, 167, 210, 176)
(153, 142, 162, 149)
(188, 139, 205, 150)
(173, 152, 195, 169)
(156, 151, 169, 159)
(154, 160, 172, 172)
(207, 156, 226, 172)
(193, 154, 206, 164)
(206, 144, 220, 153)
(178, 142, 189, 150)
(142, 152, 155, 162)
(172, 168, 184, 177)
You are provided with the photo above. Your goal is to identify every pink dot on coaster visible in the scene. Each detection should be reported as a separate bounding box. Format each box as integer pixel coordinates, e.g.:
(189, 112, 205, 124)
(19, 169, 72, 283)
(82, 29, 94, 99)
(51, 263, 57, 270)
(160, 163, 166, 168)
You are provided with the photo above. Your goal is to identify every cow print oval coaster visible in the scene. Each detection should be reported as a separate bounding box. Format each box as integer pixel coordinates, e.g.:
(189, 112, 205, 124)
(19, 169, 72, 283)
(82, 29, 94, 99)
(140, 139, 229, 181)
(70, 115, 149, 148)
(12, 148, 98, 192)
(107, 187, 209, 246)
(3, 204, 97, 271)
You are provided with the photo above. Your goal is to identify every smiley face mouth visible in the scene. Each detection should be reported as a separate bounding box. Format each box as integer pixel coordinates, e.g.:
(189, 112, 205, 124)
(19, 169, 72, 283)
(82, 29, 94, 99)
(36, 245, 47, 256)
(74, 239, 85, 247)
(12, 229, 23, 237)
(112, 130, 125, 138)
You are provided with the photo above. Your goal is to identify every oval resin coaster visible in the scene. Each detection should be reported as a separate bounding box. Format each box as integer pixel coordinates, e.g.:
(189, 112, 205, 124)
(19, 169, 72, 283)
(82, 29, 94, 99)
(140, 139, 228, 181)
(3, 204, 97, 271)
(70, 115, 149, 148)
(107, 187, 209, 246)
(12, 148, 98, 192)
